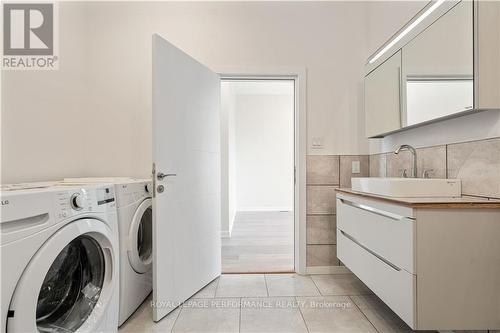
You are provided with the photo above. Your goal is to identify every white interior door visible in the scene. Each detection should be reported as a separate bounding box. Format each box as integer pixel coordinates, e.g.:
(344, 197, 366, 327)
(152, 34, 221, 322)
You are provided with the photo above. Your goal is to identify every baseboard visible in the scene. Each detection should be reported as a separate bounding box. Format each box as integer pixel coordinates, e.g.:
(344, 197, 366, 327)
(237, 206, 293, 212)
(306, 265, 352, 275)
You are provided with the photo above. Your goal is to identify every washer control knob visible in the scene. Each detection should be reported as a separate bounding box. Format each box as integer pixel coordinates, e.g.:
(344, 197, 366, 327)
(70, 193, 84, 210)
(145, 183, 151, 193)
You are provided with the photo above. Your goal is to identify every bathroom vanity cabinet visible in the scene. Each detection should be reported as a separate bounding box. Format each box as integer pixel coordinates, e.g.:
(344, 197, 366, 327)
(336, 189, 500, 330)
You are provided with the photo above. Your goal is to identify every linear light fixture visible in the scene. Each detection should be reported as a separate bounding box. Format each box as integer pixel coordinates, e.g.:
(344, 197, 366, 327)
(368, 0, 446, 64)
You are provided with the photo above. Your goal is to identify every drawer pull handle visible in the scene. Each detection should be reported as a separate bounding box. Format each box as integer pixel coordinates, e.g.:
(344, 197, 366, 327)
(339, 198, 410, 221)
(340, 230, 402, 272)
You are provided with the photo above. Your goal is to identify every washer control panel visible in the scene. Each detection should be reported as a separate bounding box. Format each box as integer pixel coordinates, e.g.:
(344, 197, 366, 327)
(115, 181, 151, 208)
(70, 193, 84, 210)
(0, 185, 116, 245)
(145, 182, 152, 194)
(55, 185, 116, 220)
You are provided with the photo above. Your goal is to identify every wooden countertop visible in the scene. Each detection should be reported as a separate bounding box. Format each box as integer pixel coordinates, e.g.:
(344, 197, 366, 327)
(335, 188, 500, 209)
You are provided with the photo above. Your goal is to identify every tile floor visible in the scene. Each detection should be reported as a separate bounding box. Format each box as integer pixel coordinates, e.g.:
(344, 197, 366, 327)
(222, 211, 294, 273)
(119, 273, 418, 333)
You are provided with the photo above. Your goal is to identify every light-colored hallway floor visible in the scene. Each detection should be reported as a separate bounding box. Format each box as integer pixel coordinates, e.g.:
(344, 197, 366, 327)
(221, 211, 294, 273)
(119, 273, 418, 333)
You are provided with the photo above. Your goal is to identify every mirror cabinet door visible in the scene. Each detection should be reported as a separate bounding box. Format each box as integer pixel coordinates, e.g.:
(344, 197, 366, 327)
(365, 50, 402, 138)
(401, 1, 474, 126)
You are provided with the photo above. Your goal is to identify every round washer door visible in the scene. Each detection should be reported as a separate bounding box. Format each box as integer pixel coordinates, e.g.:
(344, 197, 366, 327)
(127, 198, 152, 274)
(7, 219, 116, 333)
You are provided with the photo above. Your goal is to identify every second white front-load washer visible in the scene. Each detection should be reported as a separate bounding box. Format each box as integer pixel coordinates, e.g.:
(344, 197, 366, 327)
(63, 178, 153, 326)
(1, 183, 119, 333)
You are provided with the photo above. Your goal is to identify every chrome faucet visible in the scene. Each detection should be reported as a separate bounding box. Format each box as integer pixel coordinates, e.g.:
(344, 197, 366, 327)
(394, 144, 417, 178)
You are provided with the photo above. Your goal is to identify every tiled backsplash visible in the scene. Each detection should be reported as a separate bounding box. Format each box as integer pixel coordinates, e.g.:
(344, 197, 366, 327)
(305, 136, 500, 269)
(371, 137, 500, 199)
(384, 145, 447, 178)
(447, 138, 500, 199)
(340, 155, 369, 188)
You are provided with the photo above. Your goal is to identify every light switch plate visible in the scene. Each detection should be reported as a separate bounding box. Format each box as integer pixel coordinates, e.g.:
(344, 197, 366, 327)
(311, 136, 324, 149)
(352, 161, 360, 174)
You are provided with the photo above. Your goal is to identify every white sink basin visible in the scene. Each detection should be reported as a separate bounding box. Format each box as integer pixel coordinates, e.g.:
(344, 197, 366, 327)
(351, 177, 462, 198)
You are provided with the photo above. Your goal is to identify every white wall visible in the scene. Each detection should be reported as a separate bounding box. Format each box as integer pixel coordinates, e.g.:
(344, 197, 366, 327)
(2, 1, 371, 184)
(370, 110, 500, 153)
(228, 90, 237, 230)
(1, 3, 89, 183)
(5, 2, 492, 183)
(365, 1, 500, 153)
(231, 81, 294, 212)
(220, 82, 237, 236)
(365, 1, 428, 58)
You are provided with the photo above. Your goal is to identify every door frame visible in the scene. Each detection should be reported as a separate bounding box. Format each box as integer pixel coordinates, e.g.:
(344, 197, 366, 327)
(217, 66, 307, 275)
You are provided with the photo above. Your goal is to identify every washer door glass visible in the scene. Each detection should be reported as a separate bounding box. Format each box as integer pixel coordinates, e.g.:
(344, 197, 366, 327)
(137, 206, 152, 262)
(36, 235, 105, 333)
(128, 199, 153, 273)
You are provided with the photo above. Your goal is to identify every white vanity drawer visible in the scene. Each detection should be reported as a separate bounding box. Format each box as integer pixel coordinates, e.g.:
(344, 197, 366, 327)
(337, 229, 416, 328)
(337, 195, 415, 273)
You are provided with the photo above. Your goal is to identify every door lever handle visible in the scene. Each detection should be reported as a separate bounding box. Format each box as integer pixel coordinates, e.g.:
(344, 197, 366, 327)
(157, 172, 177, 181)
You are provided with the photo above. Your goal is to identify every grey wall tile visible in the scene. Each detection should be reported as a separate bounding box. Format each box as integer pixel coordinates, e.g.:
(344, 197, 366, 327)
(386, 150, 413, 178)
(306, 155, 340, 185)
(306, 155, 340, 268)
(307, 215, 336, 245)
(369, 154, 386, 178)
(417, 145, 447, 179)
(339, 155, 370, 188)
(306, 186, 337, 214)
(306, 245, 339, 266)
(447, 138, 500, 198)
(385, 145, 446, 179)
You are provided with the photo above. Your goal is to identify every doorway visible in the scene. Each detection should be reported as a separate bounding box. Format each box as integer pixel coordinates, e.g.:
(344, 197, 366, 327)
(220, 79, 295, 273)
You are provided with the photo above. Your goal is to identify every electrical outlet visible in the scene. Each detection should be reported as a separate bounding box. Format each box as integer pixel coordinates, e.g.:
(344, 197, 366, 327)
(352, 160, 360, 174)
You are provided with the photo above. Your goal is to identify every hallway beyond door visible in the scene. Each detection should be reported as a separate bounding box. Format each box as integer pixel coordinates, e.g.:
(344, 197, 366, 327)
(222, 211, 294, 273)
(220, 79, 296, 274)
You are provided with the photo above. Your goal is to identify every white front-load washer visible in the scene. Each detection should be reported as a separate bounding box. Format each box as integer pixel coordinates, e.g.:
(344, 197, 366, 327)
(63, 178, 152, 326)
(0, 183, 119, 333)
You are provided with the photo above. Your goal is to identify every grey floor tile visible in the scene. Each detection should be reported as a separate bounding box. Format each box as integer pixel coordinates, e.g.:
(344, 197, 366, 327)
(172, 298, 240, 333)
(266, 274, 321, 296)
(311, 274, 372, 296)
(119, 296, 180, 333)
(193, 277, 219, 298)
(216, 274, 268, 298)
(351, 294, 414, 333)
(240, 297, 308, 333)
(297, 296, 377, 333)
